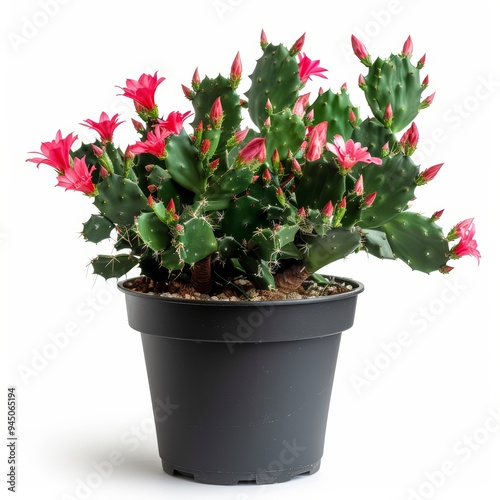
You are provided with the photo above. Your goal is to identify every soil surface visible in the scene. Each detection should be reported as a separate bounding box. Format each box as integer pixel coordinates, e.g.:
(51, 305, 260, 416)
(123, 275, 354, 302)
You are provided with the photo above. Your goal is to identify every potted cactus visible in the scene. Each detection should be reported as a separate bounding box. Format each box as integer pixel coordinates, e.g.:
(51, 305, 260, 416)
(28, 31, 479, 485)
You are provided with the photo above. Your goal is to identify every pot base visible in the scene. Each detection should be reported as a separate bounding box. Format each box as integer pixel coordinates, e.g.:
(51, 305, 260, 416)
(162, 459, 321, 485)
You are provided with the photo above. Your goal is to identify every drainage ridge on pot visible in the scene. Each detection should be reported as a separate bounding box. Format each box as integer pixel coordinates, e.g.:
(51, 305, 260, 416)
(118, 276, 364, 485)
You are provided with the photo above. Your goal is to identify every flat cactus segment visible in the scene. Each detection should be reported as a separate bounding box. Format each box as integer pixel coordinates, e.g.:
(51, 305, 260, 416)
(381, 212, 449, 272)
(94, 174, 149, 226)
(82, 214, 114, 243)
(263, 110, 306, 161)
(362, 55, 423, 133)
(165, 130, 206, 194)
(178, 218, 218, 265)
(358, 154, 419, 229)
(361, 229, 395, 260)
(303, 228, 361, 273)
(308, 89, 359, 140)
(91, 254, 139, 279)
(221, 195, 267, 243)
(136, 212, 171, 252)
(295, 157, 346, 210)
(246, 43, 300, 127)
(351, 118, 396, 162)
(202, 167, 254, 210)
(191, 74, 242, 153)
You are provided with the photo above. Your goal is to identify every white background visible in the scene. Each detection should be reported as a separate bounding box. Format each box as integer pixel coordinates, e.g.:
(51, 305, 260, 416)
(1, 0, 499, 499)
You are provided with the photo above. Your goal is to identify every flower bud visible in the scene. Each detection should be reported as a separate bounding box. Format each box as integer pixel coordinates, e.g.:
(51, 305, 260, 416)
(351, 35, 372, 66)
(353, 174, 364, 195)
(402, 35, 413, 57)
(363, 192, 377, 208)
(290, 33, 306, 56)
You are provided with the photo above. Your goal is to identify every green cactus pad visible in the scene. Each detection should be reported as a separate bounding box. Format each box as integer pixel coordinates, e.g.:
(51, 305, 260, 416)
(381, 212, 449, 273)
(246, 43, 300, 128)
(82, 214, 114, 244)
(351, 117, 396, 163)
(308, 89, 359, 140)
(263, 110, 306, 162)
(164, 130, 206, 195)
(217, 236, 243, 259)
(358, 154, 419, 229)
(191, 75, 242, 154)
(178, 218, 218, 265)
(201, 167, 254, 210)
(295, 156, 346, 211)
(249, 224, 299, 262)
(221, 195, 267, 243)
(94, 174, 149, 226)
(239, 253, 276, 290)
(362, 55, 424, 133)
(303, 227, 361, 273)
(91, 254, 139, 279)
(136, 212, 171, 252)
(361, 229, 395, 260)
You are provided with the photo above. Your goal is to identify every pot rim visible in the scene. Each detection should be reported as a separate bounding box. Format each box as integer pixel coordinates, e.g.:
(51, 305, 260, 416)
(117, 275, 364, 307)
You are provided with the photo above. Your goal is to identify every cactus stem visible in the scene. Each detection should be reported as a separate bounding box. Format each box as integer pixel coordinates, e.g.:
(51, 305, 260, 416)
(274, 264, 311, 293)
(190, 254, 213, 294)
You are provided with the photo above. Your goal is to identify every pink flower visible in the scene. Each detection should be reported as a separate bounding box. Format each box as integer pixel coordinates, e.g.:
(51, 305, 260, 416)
(156, 110, 192, 135)
(292, 93, 311, 117)
(81, 112, 124, 143)
(237, 137, 267, 164)
(447, 218, 475, 241)
(419, 92, 436, 110)
(400, 122, 419, 155)
(298, 53, 328, 83)
(326, 134, 382, 173)
(450, 222, 481, 264)
(260, 29, 268, 49)
(27, 130, 77, 172)
(56, 156, 96, 195)
(305, 121, 328, 161)
(351, 35, 371, 65)
(118, 72, 165, 112)
(129, 127, 170, 158)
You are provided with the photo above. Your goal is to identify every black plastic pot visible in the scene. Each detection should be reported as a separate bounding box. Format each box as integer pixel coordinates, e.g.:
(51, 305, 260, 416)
(118, 277, 363, 485)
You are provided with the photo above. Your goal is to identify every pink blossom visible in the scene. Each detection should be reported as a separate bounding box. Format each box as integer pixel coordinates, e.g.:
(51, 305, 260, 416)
(129, 127, 170, 158)
(297, 53, 328, 83)
(447, 218, 475, 241)
(56, 156, 96, 195)
(383, 102, 393, 127)
(81, 112, 124, 143)
(326, 134, 382, 173)
(305, 122, 328, 161)
(237, 137, 267, 164)
(27, 130, 77, 173)
(156, 111, 192, 135)
(451, 222, 481, 264)
(118, 72, 165, 112)
(292, 93, 311, 117)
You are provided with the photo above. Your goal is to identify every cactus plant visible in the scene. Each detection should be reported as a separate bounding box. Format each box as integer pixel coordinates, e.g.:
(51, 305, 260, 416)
(28, 31, 480, 294)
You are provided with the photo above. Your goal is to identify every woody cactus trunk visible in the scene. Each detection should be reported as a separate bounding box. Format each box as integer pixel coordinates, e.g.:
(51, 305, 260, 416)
(65, 32, 468, 293)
